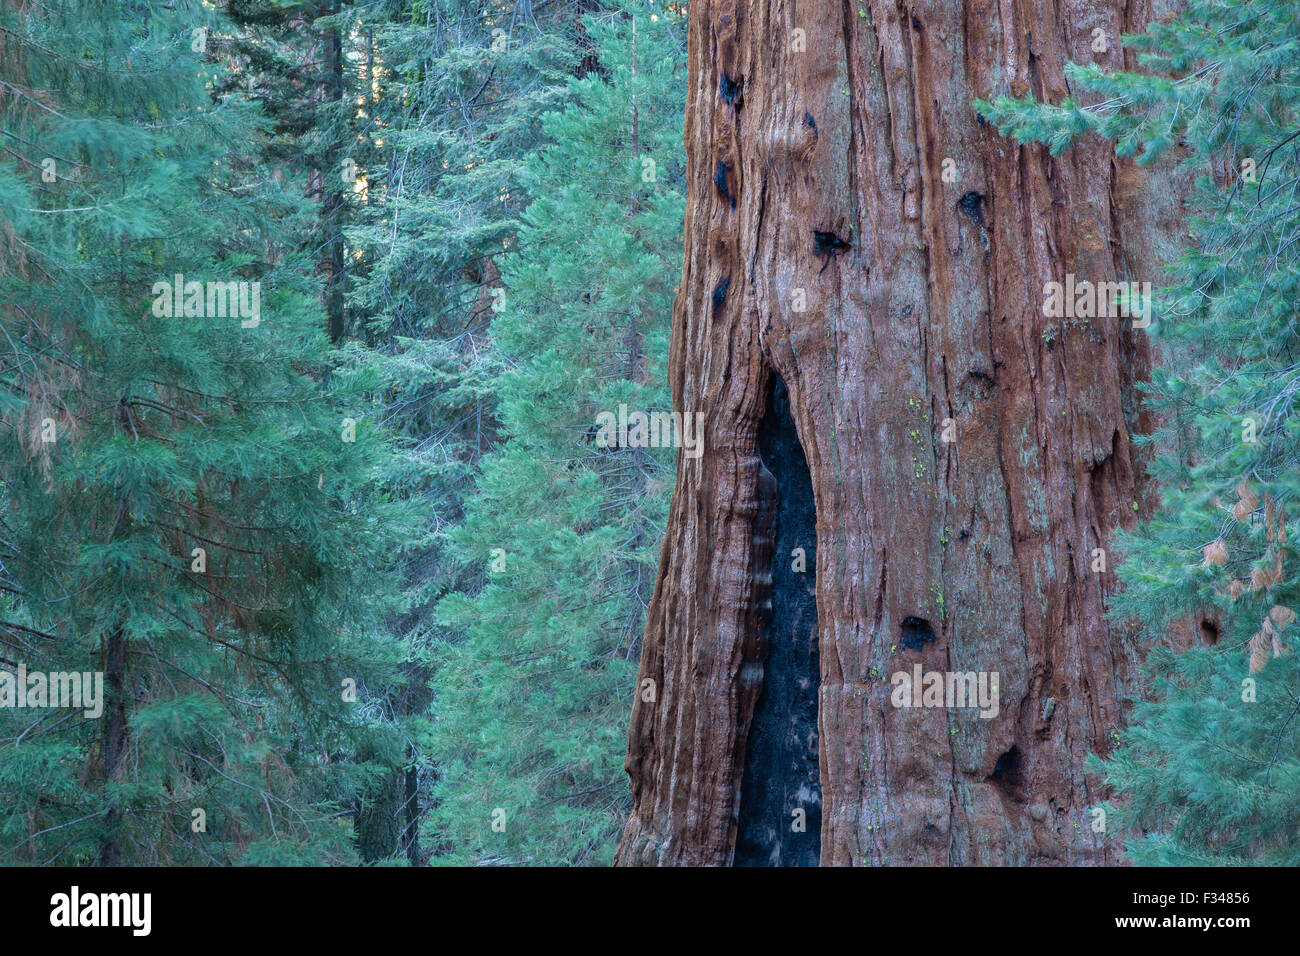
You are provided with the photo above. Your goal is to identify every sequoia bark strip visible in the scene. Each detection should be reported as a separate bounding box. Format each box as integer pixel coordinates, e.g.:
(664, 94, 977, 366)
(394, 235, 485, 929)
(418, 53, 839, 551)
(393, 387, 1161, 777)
(616, 0, 1184, 866)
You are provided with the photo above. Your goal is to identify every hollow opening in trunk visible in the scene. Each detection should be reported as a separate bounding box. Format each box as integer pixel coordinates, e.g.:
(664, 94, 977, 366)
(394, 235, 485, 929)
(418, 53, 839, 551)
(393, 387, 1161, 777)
(987, 745, 1025, 803)
(733, 375, 821, 867)
(900, 615, 936, 651)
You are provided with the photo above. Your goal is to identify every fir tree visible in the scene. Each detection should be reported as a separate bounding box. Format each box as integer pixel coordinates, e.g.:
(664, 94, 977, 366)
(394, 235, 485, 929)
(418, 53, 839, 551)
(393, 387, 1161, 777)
(0, 0, 408, 864)
(335, 1, 615, 860)
(428, 1, 686, 865)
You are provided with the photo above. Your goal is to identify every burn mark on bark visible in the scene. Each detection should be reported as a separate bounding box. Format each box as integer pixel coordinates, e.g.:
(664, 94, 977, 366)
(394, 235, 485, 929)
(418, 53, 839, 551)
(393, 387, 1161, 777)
(734, 375, 821, 866)
(715, 158, 736, 209)
(749, 178, 768, 283)
(1027, 34, 1045, 101)
(960, 367, 996, 406)
(812, 230, 851, 272)
(812, 230, 850, 257)
(958, 190, 990, 250)
(987, 745, 1026, 803)
(720, 72, 741, 108)
(711, 276, 731, 317)
(958, 190, 985, 226)
(804, 111, 817, 133)
(899, 615, 936, 652)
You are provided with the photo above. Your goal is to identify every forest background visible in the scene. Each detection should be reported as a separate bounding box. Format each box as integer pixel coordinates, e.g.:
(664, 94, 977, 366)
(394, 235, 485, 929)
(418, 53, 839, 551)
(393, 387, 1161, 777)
(0, 0, 1294, 866)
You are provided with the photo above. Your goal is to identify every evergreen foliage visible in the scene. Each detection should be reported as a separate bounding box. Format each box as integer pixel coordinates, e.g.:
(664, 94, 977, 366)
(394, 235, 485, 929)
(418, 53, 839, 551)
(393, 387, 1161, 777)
(427, 1, 685, 865)
(979, 0, 1300, 865)
(0, 0, 408, 864)
(15, 0, 1289, 872)
(0, 0, 684, 867)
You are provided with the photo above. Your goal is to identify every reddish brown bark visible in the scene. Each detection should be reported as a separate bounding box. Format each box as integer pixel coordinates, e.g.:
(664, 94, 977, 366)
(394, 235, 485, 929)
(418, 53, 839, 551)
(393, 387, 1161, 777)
(616, 0, 1184, 866)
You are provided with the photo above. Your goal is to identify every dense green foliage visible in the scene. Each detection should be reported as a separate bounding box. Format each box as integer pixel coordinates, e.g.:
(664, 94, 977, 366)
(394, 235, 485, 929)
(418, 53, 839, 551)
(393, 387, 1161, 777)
(428, 6, 684, 864)
(0, 0, 683, 866)
(980, 0, 1300, 865)
(0, 0, 408, 863)
(335, 0, 685, 864)
(7, 0, 1292, 869)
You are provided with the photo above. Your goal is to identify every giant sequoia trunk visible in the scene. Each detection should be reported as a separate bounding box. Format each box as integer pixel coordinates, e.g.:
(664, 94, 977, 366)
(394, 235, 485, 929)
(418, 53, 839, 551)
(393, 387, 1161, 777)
(617, 0, 1183, 866)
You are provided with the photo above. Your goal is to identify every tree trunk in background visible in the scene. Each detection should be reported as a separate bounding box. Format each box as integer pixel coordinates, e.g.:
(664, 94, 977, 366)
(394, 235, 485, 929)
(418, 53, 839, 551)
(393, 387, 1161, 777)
(321, 0, 346, 342)
(100, 402, 134, 866)
(616, 0, 1184, 866)
(99, 621, 127, 866)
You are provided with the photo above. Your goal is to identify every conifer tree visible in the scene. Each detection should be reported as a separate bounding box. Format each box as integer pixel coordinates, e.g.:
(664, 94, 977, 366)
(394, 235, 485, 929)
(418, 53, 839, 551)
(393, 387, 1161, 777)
(217, 0, 356, 341)
(215, 0, 435, 863)
(0, 0, 407, 864)
(979, 0, 1300, 865)
(428, 1, 685, 865)
(336, 2, 622, 860)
